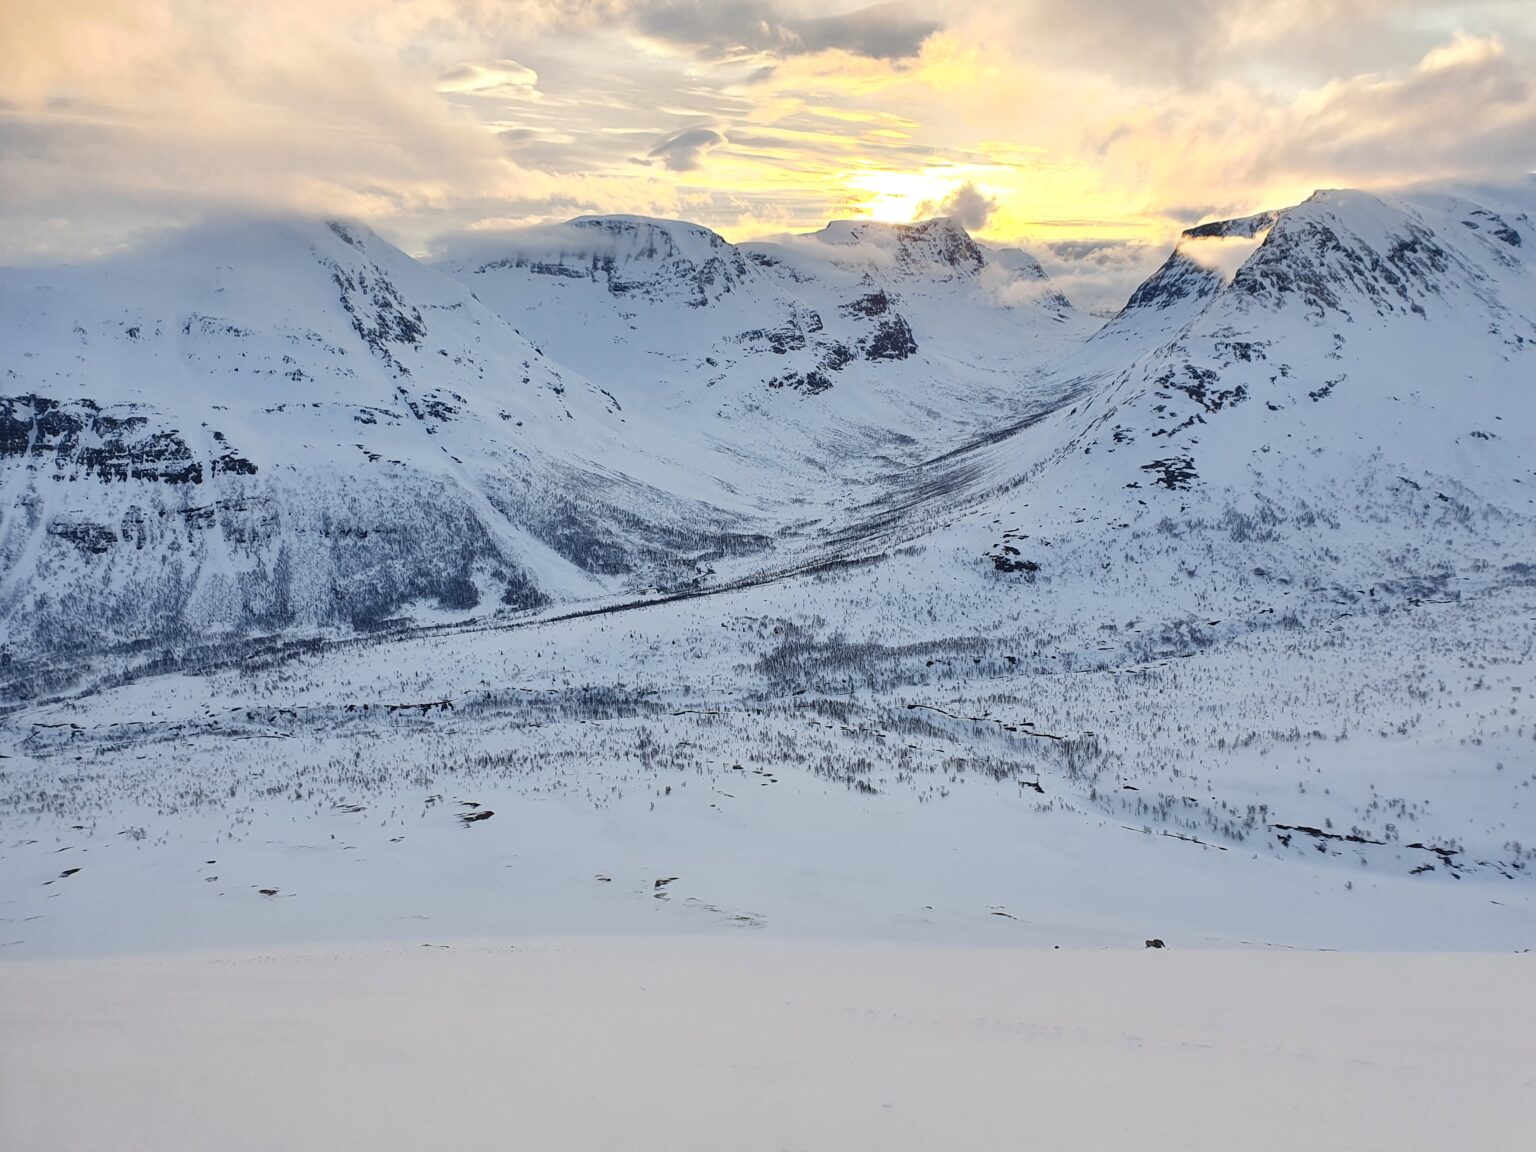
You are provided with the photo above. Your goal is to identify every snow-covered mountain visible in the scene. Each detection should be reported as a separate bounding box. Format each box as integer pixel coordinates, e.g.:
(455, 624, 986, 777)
(961, 185, 1535, 593)
(3, 186, 1532, 693)
(1, 211, 1095, 682)
(434, 214, 1091, 492)
(0, 218, 776, 674)
(5, 185, 1536, 960)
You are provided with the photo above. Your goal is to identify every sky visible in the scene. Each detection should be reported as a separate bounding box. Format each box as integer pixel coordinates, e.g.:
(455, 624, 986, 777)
(3, 1, 1534, 308)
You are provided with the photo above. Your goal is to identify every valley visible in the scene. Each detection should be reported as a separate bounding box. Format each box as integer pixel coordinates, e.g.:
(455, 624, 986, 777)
(2, 184, 1534, 957)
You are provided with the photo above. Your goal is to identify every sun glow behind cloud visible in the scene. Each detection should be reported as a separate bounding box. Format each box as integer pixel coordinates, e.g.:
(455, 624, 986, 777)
(1, 1, 1533, 305)
(842, 169, 985, 223)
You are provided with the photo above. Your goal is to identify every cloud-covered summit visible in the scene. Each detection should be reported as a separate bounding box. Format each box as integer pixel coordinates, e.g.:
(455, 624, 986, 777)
(915, 182, 997, 230)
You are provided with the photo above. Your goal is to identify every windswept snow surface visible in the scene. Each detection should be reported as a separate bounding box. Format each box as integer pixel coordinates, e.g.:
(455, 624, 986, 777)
(3, 940, 1534, 1152)
(2, 185, 1535, 962)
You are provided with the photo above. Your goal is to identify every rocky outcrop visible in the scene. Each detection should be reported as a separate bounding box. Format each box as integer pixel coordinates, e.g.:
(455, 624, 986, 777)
(0, 394, 253, 485)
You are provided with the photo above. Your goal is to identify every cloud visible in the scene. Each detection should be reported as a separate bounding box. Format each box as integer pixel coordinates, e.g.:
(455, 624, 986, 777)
(438, 60, 539, 95)
(1420, 31, 1507, 74)
(914, 180, 995, 228)
(626, 1, 942, 61)
(1268, 33, 1535, 178)
(947, 1, 1525, 90)
(1077, 28, 1536, 211)
(1034, 238, 1169, 315)
(647, 126, 727, 171)
(1179, 232, 1269, 282)
(0, 1, 699, 260)
(1, 1, 1533, 269)
(795, 4, 944, 61)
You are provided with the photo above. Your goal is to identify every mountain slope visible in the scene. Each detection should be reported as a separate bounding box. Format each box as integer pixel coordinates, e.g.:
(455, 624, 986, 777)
(0, 218, 770, 676)
(905, 185, 1536, 627)
(4, 186, 1531, 694)
(434, 215, 1093, 506)
(4, 186, 1535, 959)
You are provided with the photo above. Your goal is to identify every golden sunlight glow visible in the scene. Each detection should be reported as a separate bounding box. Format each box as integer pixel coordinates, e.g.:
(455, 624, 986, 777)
(3, 1, 1527, 273)
(843, 169, 973, 222)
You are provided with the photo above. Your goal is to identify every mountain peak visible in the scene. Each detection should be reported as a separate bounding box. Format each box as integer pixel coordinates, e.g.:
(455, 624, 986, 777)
(562, 214, 736, 264)
(436, 215, 754, 306)
(1118, 199, 1324, 318)
(806, 215, 985, 280)
(1181, 210, 1280, 242)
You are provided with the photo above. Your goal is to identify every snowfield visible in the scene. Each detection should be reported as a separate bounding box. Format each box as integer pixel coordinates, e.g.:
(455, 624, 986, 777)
(4, 940, 1533, 1152)
(3, 553, 1533, 956)
(2, 183, 1533, 954)
(2, 182, 1534, 1147)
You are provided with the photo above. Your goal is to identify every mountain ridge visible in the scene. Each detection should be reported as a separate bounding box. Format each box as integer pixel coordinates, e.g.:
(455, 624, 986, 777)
(4, 184, 1532, 695)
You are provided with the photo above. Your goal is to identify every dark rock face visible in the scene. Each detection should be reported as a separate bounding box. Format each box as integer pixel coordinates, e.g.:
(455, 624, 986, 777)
(1119, 213, 1280, 314)
(326, 260, 427, 373)
(818, 342, 856, 373)
(1233, 209, 1455, 320)
(326, 221, 365, 249)
(745, 297, 921, 390)
(1142, 455, 1198, 490)
(0, 394, 250, 485)
(990, 552, 1040, 575)
(767, 370, 835, 395)
(738, 323, 809, 355)
(1157, 365, 1247, 413)
(212, 452, 259, 476)
(395, 386, 464, 430)
(47, 521, 118, 554)
(1212, 339, 1268, 363)
(897, 218, 987, 277)
(862, 315, 918, 361)
(1462, 208, 1522, 248)
(1122, 253, 1223, 312)
(814, 217, 986, 281)
(0, 395, 477, 670)
(840, 290, 893, 319)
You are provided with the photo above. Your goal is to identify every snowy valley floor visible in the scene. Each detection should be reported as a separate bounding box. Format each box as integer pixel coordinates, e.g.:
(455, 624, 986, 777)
(3, 938, 1534, 1152)
(4, 555, 1535, 956)
(3, 535, 1535, 1148)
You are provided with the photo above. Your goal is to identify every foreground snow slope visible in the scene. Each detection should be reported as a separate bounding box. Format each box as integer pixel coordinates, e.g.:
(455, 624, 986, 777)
(4, 941, 1533, 1152)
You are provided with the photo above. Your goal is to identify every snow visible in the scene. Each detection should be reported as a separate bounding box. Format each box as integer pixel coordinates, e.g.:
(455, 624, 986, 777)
(4, 550, 1533, 957)
(3, 183, 1534, 961)
(3, 939, 1533, 1152)
(3, 181, 1535, 1147)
